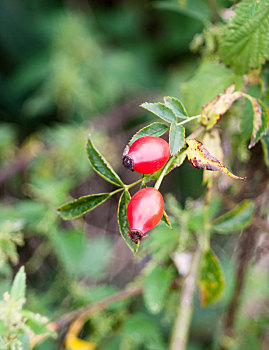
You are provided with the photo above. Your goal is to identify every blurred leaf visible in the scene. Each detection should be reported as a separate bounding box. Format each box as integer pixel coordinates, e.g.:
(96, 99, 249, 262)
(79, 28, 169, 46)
(52, 230, 111, 279)
(186, 139, 245, 180)
(164, 96, 188, 119)
(213, 200, 255, 233)
(169, 123, 185, 155)
(57, 193, 111, 220)
(261, 129, 269, 166)
(10, 266, 26, 301)
(143, 265, 174, 314)
(161, 211, 172, 229)
(129, 122, 169, 145)
(86, 136, 124, 187)
(181, 61, 243, 115)
(117, 190, 139, 254)
(198, 249, 225, 306)
(23, 311, 56, 337)
(123, 313, 165, 349)
(156, 0, 210, 22)
(0, 321, 9, 335)
(141, 102, 177, 123)
(50, 230, 85, 277)
(246, 98, 269, 148)
(219, 0, 269, 74)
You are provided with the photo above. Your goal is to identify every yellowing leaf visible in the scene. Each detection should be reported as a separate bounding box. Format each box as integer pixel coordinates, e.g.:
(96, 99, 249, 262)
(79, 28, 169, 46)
(65, 334, 96, 350)
(202, 84, 243, 129)
(186, 139, 245, 180)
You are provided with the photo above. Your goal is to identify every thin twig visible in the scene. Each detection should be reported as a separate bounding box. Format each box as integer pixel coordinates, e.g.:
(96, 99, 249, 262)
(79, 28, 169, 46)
(55, 285, 143, 331)
(170, 246, 203, 350)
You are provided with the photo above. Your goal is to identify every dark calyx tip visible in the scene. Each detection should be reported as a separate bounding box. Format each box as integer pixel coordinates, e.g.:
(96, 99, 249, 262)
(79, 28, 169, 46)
(122, 155, 134, 171)
(129, 230, 143, 244)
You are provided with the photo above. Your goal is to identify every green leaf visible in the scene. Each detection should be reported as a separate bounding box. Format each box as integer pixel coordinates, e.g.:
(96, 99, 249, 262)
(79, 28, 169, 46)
(169, 123, 185, 156)
(198, 249, 225, 306)
(164, 96, 188, 119)
(129, 122, 169, 145)
(161, 210, 172, 229)
(261, 129, 269, 166)
(155, 0, 210, 22)
(117, 190, 139, 254)
(181, 61, 243, 115)
(86, 136, 124, 186)
(219, 0, 269, 74)
(213, 200, 255, 233)
(57, 193, 111, 220)
(141, 102, 177, 123)
(10, 266, 26, 301)
(143, 266, 174, 314)
(247, 98, 269, 148)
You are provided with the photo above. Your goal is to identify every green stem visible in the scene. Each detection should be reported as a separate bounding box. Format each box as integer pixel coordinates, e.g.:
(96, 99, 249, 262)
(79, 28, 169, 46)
(203, 179, 212, 250)
(110, 187, 125, 196)
(178, 115, 201, 126)
(125, 178, 143, 190)
(154, 156, 175, 190)
(170, 245, 203, 350)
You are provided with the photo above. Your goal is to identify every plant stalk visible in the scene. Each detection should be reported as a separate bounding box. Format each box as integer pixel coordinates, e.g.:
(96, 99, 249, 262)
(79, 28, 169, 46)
(154, 156, 175, 190)
(178, 114, 201, 126)
(170, 245, 203, 350)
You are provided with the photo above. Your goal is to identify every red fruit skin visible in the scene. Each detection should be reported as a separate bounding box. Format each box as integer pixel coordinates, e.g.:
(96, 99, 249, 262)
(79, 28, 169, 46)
(123, 136, 170, 174)
(127, 187, 164, 243)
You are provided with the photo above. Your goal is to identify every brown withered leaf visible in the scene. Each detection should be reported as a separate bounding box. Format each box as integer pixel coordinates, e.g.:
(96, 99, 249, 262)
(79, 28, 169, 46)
(243, 96, 269, 149)
(202, 84, 243, 129)
(186, 139, 245, 180)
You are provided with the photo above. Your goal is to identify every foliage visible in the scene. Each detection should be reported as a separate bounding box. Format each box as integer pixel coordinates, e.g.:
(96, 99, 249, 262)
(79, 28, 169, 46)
(219, 0, 269, 74)
(0, 267, 55, 349)
(0, 0, 268, 349)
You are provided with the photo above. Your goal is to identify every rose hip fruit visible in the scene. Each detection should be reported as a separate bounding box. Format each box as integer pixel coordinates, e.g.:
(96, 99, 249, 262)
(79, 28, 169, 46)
(127, 187, 164, 244)
(122, 136, 170, 174)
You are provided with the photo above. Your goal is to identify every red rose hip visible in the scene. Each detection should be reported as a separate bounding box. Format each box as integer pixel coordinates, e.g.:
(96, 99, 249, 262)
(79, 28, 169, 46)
(123, 136, 170, 174)
(127, 187, 164, 244)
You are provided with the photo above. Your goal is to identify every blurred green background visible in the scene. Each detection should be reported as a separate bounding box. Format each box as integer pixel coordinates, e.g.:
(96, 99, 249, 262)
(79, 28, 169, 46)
(0, 1, 268, 349)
